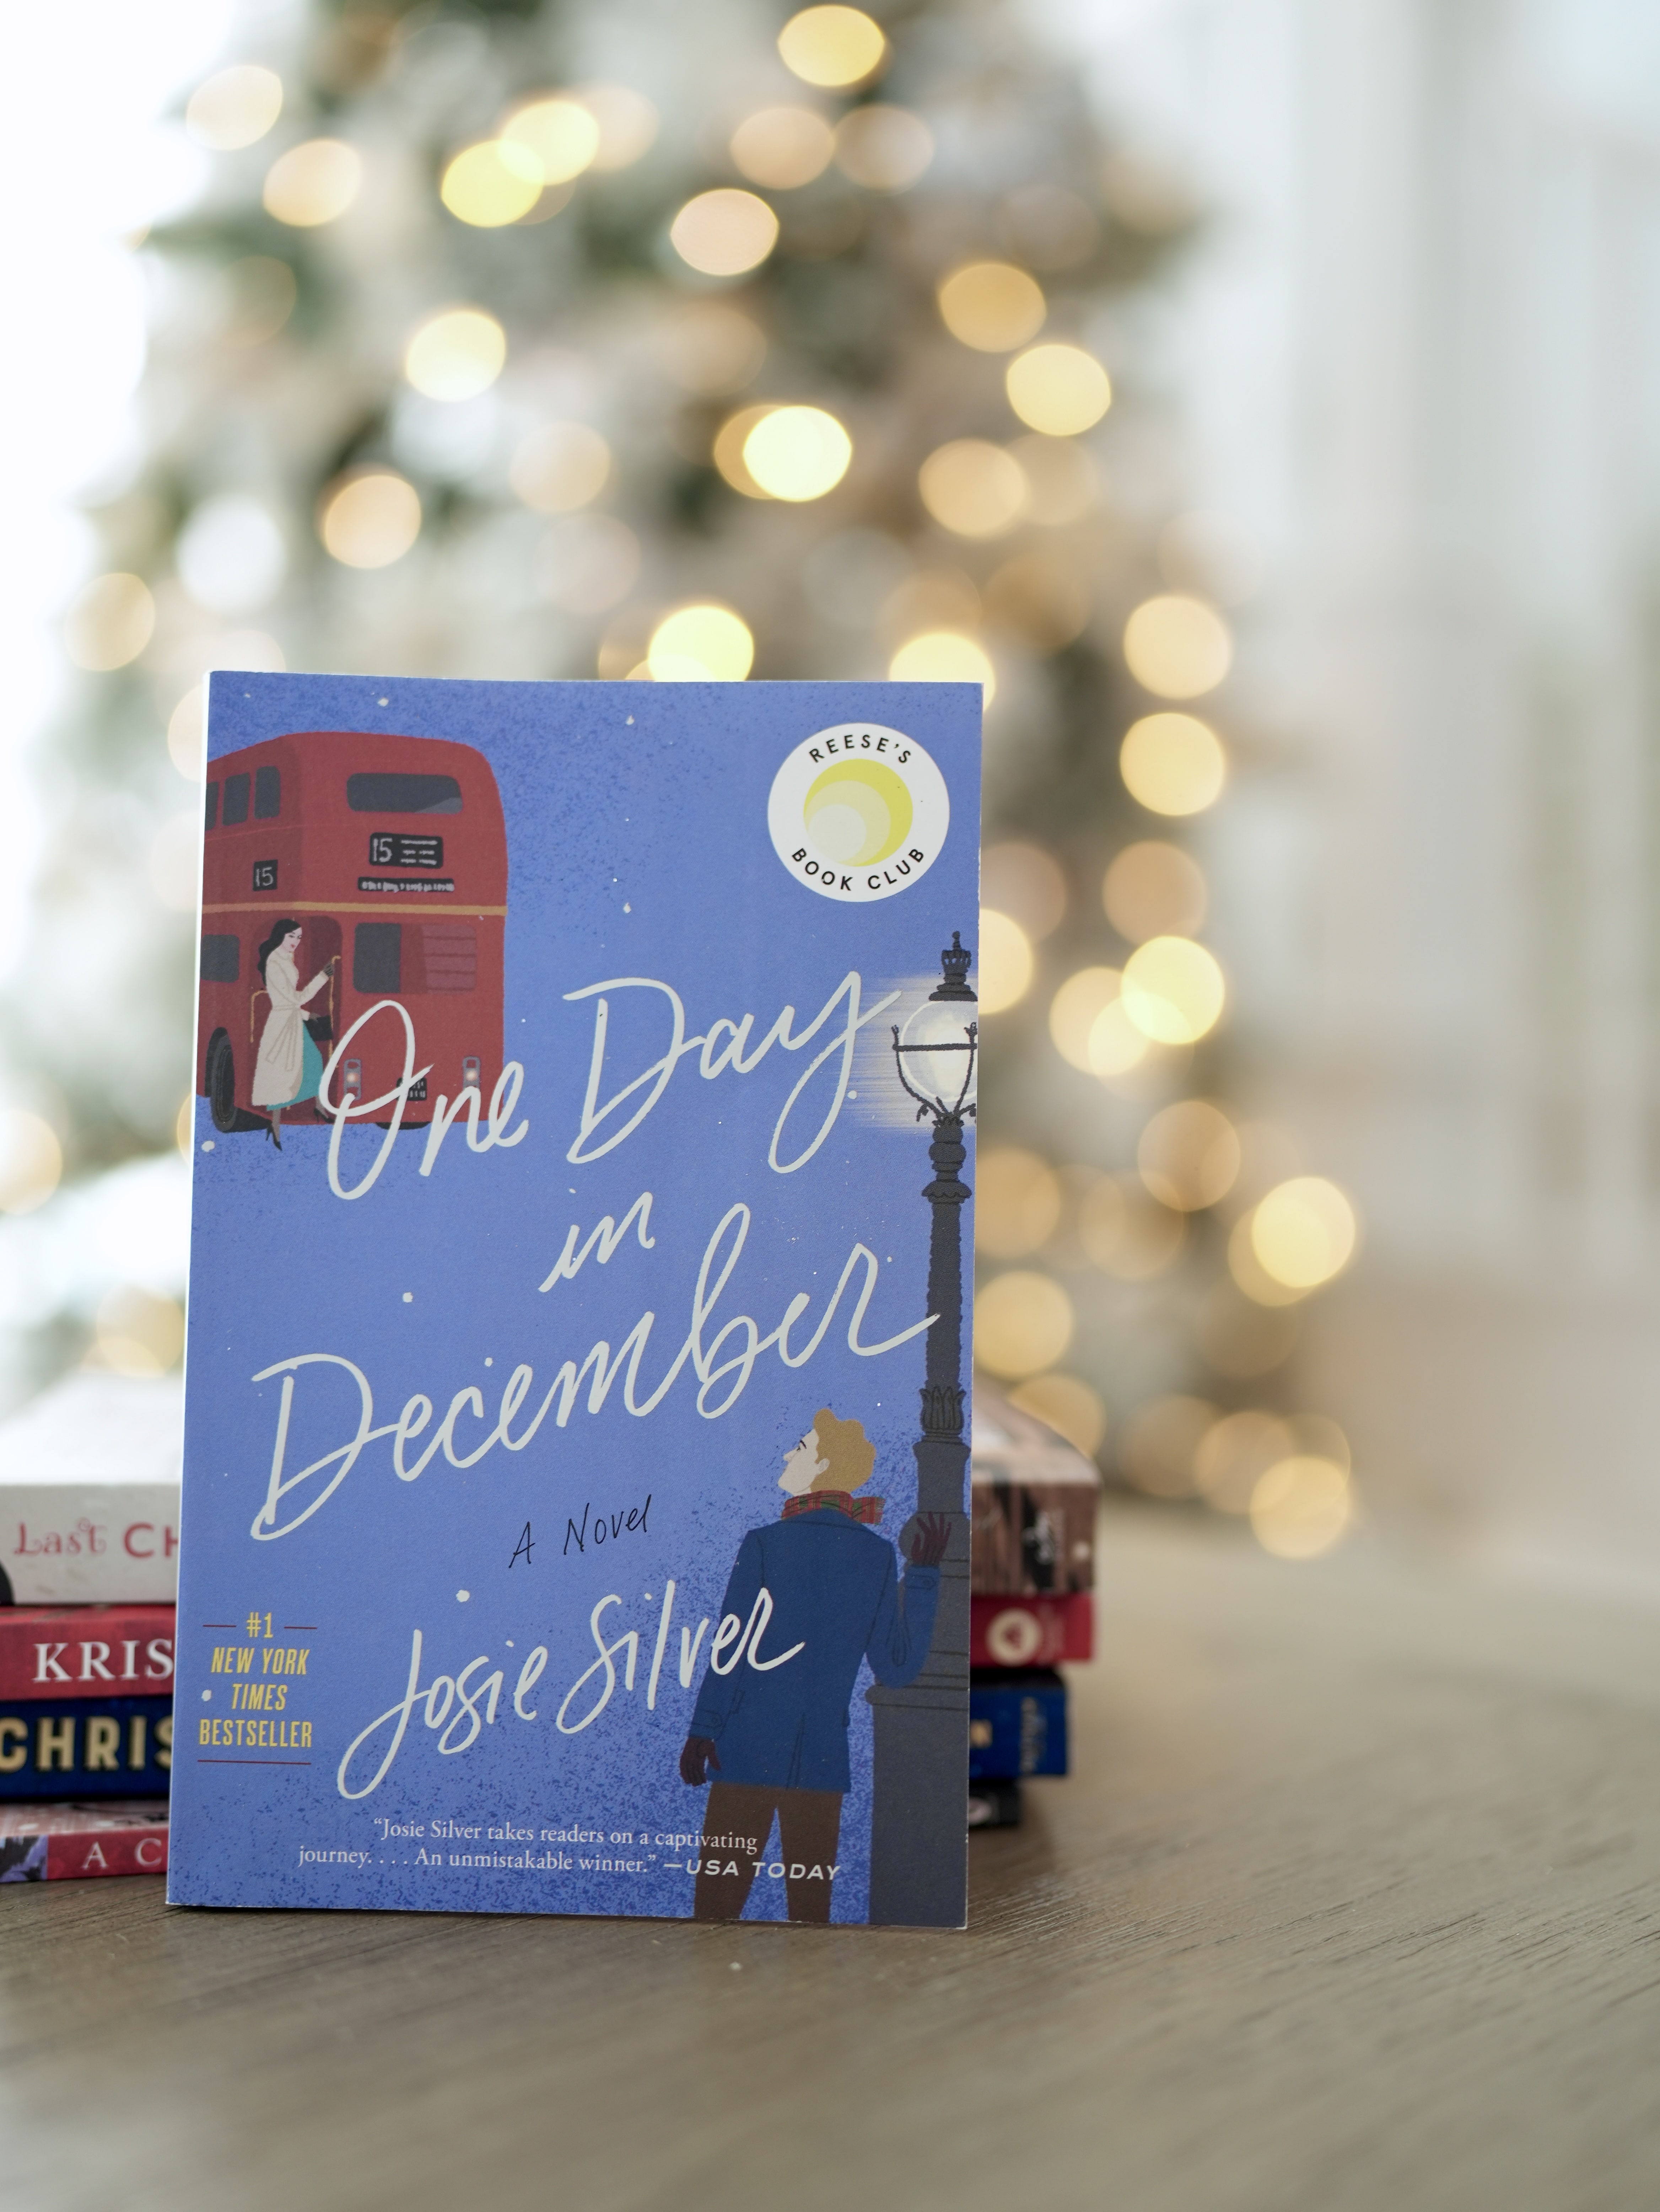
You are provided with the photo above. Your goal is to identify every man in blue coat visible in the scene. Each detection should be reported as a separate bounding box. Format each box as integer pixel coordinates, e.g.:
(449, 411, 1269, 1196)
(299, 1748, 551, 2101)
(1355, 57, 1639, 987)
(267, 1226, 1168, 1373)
(680, 1406, 949, 1923)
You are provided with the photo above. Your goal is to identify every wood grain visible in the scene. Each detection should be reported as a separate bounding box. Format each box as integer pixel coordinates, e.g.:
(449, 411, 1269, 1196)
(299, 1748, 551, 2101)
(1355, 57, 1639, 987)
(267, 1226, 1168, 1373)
(5, 1506, 1659, 2212)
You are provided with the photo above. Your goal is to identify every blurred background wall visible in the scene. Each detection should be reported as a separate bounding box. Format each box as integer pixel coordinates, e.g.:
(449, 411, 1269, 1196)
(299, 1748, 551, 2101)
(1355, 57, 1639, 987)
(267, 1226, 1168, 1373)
(1072, 0, 1660, 1573)
(6, 0, 1659, 1580)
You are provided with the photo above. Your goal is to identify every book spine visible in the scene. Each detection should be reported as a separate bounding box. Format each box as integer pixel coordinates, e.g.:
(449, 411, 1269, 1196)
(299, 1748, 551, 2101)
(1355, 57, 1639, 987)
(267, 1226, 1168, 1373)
(969, 1477, 1098, 1595)
(970, 1591, 1094, 1667)
(0, 1485, 180, 1606)
(0, 1696, 173, 1799)
(0, 1607, 176, 1701)
(968, 1671, 1068, 1779)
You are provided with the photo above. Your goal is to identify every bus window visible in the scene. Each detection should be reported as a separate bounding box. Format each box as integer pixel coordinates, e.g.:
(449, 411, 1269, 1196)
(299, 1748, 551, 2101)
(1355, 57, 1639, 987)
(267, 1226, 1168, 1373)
(222, 773, 251, 826)
(201, 934, 240, 983)
(205, 782, 219, 832)
(346, 772, 462, 815)
(254, 766, 281, 818)
(421, 924, 476, 992)
(354, 922, 401, 993)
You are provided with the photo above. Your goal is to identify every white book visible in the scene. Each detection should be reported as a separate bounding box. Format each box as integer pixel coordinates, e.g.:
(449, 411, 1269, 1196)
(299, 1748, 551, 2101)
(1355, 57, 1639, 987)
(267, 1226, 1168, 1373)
(0, 1373, 182, 1605)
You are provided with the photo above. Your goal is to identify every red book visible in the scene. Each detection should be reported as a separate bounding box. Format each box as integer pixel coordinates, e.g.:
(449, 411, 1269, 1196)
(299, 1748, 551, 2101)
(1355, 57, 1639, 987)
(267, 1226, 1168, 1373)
(0, 1605, 176, 1701)
(0, 1799, 168, 1881)
(970, 1592, 1094, 1668)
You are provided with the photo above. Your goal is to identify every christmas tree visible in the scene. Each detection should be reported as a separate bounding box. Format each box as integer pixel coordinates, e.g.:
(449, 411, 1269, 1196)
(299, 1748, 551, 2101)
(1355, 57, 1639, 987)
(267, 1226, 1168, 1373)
(7, 0, 1359, 1553)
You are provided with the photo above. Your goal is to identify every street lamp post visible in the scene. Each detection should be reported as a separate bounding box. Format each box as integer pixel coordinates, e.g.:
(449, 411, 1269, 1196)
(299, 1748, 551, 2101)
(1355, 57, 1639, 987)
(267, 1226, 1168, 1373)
(867, 930, 976, 1927)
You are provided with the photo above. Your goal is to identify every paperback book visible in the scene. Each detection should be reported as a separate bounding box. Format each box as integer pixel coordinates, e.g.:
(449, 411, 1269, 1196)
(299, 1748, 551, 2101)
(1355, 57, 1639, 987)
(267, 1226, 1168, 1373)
(0, 1800, 169, 1881)
(0, 1374, 182, 1605)
(168, 674, 981, 1928)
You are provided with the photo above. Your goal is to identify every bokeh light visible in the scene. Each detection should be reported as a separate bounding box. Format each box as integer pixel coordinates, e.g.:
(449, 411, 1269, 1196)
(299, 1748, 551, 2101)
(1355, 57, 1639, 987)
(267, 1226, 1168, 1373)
(1048, 967, 1121, 1072)
(663, 305, 767, 393)
(64, 574, 154, 671)
(576, 84, 659, 171)
(888, 632, 995, 698)
(1006, 343, 1111, 435)
(1085, 1000, 1151, 1078)
(1250, 1456, 1352, 1559)
(1117, 1394, 1214, 1497)
(177, 496, 286, 616)
(730, 107, 835, 189)
(1137, 1100, 1241, 1212)
(918, 440, 1027, 537)
(1250, 1177, 1359, 1289)
(1008, 1371, 1107, 1458)
(1077, 1174, 1185, 1278)
(937, 262, 1046, 352)
(974, 1147, 1062, 1258)
(503, 97, 601, 183)
(1103, 840, 1207, 943)
(510, 423, 611, 512)
(1121, 936, 1225, 1044)
(974, 1270, 1074, 1379)
(186, 65, 283, 151)
(95, 1287, 185, 1378)
(1194, 1408, 1297, 1514)
(1009, 435, 1097, 525)
(263, 138, 362, 227)
(777, 5, 887, 87)
(441, 139, 544, 226)
(0, 1110, 63, 1215)
(743, 406, 852, 500)
(318, 471, 422, 569)
(648, 604, 755, 681)
(404, 308, 506, 401)
(1120, 712, 1227, 815)
(713, 404, 779, 496)
(670, 189, 779, 277)
(982, 841, 1065, 942)
(1122, 595, 1232, 698)
(977, 909, 1034, 1014)
(834, 106, 933, 191)
(1227, 1211, 1307, 1308)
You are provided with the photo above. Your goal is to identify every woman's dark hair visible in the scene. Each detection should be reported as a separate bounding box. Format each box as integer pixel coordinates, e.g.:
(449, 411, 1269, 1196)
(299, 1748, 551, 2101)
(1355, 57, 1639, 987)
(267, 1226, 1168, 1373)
(256, 919, 299, 983)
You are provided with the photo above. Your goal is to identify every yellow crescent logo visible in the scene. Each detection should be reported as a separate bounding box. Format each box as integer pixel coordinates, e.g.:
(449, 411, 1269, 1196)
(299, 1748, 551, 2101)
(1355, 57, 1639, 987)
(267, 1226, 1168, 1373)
(803, 758, 914, 867)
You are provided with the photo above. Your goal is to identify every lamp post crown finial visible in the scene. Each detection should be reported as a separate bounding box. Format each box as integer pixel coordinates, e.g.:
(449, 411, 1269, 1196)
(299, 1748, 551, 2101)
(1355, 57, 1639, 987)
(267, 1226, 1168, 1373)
(931, 930, 975, 1003)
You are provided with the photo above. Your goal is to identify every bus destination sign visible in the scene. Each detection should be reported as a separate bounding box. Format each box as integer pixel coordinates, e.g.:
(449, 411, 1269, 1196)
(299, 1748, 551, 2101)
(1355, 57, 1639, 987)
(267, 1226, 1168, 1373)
(368, 832, 443, 868)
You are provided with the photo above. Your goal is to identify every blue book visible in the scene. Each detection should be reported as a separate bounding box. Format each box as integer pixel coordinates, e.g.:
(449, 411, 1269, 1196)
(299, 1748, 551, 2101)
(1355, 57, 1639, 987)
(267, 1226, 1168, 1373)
(168, 674, 981, 1928)
(0, 1696, 172, 1799)
(968, 1669, 1068, 1779)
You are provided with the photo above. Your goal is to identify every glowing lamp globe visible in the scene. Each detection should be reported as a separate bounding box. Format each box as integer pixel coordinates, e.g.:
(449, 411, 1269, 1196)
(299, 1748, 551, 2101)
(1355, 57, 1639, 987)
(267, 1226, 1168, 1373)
(893, 933, 978, 1118)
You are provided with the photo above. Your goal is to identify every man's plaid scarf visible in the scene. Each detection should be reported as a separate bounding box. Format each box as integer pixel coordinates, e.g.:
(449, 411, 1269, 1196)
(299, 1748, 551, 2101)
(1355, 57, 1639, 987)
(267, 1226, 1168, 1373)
(781, 1490, 884, 1525)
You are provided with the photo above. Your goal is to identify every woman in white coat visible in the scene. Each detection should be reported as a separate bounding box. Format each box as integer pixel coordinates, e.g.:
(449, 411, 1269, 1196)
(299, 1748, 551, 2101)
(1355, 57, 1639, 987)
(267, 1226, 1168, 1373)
(252, 919, 331, 1148)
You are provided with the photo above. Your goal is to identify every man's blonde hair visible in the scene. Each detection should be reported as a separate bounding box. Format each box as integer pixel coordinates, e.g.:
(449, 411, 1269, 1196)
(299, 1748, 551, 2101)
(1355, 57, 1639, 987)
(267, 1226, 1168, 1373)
(811, 1408, 876, 1491)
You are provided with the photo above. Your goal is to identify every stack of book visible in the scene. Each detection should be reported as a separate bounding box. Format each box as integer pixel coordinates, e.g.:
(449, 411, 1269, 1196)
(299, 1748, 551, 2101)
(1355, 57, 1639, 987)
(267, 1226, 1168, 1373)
(0, 1367, 1093, 1875)
(966, 1385, 1101, 1830)
(0, 1373, 182, 1884)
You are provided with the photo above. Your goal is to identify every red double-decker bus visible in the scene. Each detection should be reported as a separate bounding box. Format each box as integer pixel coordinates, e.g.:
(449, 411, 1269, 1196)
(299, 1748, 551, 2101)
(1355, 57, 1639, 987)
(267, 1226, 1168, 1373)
(196, 731, 507, 1133)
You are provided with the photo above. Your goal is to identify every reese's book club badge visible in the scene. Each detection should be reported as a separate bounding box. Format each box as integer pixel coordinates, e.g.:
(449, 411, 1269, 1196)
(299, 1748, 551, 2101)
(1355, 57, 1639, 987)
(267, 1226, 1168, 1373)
(169, 676, 981, 1928)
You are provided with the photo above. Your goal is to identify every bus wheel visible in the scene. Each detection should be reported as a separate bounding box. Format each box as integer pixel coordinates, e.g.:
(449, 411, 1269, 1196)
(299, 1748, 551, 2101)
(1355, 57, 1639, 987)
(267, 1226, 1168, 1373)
(206, 1030, 238, 1133)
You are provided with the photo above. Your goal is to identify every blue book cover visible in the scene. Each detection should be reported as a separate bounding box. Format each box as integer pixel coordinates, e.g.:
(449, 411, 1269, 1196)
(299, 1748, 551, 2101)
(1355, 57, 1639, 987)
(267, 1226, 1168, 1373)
(968, 1669, 1068, 1780)
(168, 673, 981, 1928)
(0, 1696, 172, 1799)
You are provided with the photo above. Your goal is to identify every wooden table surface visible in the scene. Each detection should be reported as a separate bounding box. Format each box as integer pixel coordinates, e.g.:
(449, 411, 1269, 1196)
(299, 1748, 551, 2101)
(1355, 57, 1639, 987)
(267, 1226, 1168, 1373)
(6, 1505, 1660, 2212)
